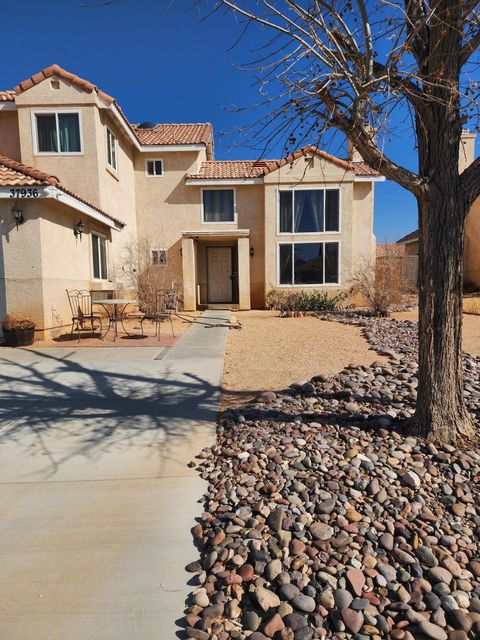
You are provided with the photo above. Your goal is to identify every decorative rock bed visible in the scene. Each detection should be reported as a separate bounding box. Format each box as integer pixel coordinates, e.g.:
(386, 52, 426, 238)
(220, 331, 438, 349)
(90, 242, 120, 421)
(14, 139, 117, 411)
(185, 316, 480, 639)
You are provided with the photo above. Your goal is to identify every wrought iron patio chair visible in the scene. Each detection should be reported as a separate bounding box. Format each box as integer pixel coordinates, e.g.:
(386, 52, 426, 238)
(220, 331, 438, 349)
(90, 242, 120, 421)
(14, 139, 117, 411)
(65, 289, 103, 342)
(152, 288, 177, 341)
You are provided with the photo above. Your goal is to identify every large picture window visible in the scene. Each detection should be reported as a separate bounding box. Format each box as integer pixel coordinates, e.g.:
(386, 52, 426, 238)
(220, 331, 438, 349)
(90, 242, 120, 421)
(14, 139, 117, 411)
(203, 189, 235, 223)
(279, 189, 340, 233)
(279, 242, 339, 285)
(34, 111, 82, 154)
(92, 233, 108, 280)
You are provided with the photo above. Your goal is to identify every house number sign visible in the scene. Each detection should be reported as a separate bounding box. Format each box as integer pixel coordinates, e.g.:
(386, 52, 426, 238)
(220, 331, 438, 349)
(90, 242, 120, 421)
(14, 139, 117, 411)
(9, 188, 40, 198)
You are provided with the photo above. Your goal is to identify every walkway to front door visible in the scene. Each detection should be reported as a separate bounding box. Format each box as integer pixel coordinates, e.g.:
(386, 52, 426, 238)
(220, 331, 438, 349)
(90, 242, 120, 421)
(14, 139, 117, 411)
(207, 246, 232, 303)
(0, 311, 230, 640)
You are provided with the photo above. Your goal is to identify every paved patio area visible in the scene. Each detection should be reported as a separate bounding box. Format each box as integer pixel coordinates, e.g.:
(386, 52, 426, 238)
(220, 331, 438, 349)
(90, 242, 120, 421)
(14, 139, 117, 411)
(0, 310, 230, 640)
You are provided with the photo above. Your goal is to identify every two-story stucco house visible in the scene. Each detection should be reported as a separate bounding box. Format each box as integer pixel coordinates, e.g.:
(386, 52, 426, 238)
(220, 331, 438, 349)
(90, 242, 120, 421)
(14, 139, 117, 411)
(0, 65, 383, 339)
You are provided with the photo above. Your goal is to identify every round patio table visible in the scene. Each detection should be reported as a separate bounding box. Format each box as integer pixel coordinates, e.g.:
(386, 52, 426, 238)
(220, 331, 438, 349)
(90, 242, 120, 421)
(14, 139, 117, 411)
(93, 299, 138, 341)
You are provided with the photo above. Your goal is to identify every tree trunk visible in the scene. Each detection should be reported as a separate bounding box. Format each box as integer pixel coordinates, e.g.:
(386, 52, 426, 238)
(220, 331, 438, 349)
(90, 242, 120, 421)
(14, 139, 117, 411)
(415, 185, 476, 444)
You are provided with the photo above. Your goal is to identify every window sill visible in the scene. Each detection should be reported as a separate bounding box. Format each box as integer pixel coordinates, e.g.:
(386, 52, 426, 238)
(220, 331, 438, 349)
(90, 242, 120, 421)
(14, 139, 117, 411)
(34, 152, 84, 157)
(277, 283, 341, 288)
(106, 165, 119, 181)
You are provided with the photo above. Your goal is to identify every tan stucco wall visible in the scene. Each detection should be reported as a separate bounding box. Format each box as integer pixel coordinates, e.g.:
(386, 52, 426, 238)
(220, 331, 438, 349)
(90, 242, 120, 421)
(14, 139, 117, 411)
(0, 110, 21, 160)
(263, 153, 375, 301)
(0, 198, 114, 339)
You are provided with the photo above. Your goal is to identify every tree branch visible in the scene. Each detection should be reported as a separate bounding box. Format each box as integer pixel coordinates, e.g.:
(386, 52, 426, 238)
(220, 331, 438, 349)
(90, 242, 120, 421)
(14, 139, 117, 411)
(461, 157, 480, 206)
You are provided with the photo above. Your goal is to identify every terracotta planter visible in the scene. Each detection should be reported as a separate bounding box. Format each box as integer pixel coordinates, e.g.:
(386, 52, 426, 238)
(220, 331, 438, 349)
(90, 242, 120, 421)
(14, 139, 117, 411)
(2, 327, 35, 347)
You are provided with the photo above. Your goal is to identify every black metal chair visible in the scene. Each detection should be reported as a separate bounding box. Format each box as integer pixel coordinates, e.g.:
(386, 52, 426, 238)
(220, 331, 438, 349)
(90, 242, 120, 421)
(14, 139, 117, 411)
(65, 289, 103, 342)
(152, 289, 177, 341)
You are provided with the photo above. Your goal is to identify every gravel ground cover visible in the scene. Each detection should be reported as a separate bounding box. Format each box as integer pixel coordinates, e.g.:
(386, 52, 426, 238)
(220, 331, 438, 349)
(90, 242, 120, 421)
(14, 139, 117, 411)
(185, 316, 480, 640)
(221, 311, 386, 409)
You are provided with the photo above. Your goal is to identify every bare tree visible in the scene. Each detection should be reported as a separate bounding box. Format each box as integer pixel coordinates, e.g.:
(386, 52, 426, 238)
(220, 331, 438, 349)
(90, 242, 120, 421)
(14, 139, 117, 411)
(201, 0, 480, 444)
(115, 236, 168, 313)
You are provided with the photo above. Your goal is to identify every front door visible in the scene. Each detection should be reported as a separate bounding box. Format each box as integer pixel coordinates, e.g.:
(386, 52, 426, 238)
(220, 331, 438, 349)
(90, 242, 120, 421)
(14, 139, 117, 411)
(207, 247, 232, 303)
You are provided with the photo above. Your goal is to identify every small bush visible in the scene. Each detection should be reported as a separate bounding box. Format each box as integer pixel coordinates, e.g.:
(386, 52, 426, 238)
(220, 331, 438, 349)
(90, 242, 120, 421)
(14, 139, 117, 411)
(2, 315, 35, 331)
(266, 289, 347, 316)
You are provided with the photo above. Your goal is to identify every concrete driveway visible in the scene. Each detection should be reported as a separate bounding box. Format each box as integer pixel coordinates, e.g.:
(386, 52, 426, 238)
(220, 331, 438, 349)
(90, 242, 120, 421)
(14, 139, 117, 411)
(0, 311, 230, 640)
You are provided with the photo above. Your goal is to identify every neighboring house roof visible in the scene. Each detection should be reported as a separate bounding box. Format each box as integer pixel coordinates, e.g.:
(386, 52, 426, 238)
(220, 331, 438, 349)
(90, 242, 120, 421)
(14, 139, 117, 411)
(397, 229, 419, 244)
(131, 123, 213, 146)
(0, 155, 124, 229)
(187, 146, 382, 181)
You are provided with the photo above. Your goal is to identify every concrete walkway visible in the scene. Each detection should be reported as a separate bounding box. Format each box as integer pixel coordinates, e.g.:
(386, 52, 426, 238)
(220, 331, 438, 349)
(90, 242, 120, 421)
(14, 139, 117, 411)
(0, 310, 230, 640)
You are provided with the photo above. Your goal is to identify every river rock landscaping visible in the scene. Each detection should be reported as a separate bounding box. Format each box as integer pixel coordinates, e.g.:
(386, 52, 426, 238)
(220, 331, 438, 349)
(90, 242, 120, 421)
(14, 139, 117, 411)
(185, 316, 480, 640)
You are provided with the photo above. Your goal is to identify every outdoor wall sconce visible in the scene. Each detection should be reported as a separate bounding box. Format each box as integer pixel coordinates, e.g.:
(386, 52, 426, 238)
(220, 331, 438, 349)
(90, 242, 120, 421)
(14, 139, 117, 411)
(11, 203, 24, 229)
(250, 246, 255, 258)
(74, 220, 86, 238)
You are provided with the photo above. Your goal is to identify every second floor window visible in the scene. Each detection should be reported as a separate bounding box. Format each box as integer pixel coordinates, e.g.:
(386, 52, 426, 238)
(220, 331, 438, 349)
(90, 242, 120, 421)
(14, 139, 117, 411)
(35, 112, 81, 154)
(107, 128, 117, 171)
(279, 188, 340, 233)
(203, 189, 235, 223)
(146, 159, 163, 176)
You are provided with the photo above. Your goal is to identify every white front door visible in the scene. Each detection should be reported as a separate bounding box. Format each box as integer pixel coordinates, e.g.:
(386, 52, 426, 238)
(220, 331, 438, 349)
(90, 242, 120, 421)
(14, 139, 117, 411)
(207, 247, 232, 303)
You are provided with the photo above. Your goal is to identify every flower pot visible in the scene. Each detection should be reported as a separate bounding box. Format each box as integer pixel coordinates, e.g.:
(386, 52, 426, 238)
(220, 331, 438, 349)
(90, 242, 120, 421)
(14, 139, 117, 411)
(3, 326, 35, 347)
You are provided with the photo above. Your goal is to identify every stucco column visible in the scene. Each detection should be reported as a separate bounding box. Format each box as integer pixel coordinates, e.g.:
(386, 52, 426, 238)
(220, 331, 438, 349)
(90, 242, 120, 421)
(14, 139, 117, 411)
(181, 237, 197, 310)
(237, 237, 251, 310)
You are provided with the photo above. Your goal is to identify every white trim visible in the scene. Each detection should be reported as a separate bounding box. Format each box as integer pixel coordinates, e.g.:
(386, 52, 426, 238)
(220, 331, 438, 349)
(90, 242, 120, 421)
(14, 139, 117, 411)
(145, 158, 164, 177)
(182, 229, 249, 238)
(201, 187, 237, 225)
(91, 231, 109, 281)
(185, 178, 263, 186)
(31, 109, 84, 156)
(354, 175, 385, 182)
(276, 240, 341, 287)
(106, 127, 118, 172)
(0, 102, 16, 111)
(0, 186, 122, 231)
(277, 186, 342, 236)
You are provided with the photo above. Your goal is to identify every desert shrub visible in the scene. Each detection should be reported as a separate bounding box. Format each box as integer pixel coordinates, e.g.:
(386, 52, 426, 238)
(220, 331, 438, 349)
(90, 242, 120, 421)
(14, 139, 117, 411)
(350, 245, 408, 316)
(266, 289, 347, 316)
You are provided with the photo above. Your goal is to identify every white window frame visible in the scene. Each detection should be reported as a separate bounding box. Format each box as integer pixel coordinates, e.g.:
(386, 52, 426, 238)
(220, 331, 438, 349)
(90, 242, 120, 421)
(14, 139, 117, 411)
(91, 232, 109, 281)
(201, 187, 237, 225)
(277, 240, 341, 287)
(31, 109, 84, 156)
(277, 186, 342, 235)
(106, 127, 118, 172)
(151, 249, 167, 265)
(145, 158, 164, 177)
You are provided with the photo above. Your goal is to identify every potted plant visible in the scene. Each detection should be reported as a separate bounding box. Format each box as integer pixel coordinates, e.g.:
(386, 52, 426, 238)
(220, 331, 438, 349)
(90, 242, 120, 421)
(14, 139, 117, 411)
(1, 316, 36, 346)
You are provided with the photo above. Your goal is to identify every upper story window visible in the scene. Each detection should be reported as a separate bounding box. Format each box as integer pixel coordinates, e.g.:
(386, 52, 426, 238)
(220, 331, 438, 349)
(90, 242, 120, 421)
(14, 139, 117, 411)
(279, 188, 340, 234)
(202, 189, 235, 223)
(107, 128, 117, 171)
(92, 233, 108, 280)
(33, 111, 82, 154)
(146, 159, 163, 177)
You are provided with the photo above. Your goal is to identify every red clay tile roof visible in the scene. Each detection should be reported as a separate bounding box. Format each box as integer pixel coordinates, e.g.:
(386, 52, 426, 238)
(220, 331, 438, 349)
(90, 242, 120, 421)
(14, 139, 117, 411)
(0, 90, 15, 102)
(131, 123, 213, 146)
(0, 155, 124, 227)
(187, 147, 381, 180)
(0, 156, 59, 186)
(188, 160, 269, 180)
(14, 64, 115, 105)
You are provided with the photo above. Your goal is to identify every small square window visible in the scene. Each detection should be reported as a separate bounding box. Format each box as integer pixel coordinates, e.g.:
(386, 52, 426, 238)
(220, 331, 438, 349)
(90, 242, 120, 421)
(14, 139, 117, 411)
(203, 189, 235, 223)
(151, 249, 167, 265)
(146, 159, 163, 176)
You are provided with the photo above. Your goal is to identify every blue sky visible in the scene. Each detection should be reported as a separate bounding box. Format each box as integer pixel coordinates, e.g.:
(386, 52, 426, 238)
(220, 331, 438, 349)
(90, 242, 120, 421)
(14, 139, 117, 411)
(0, 0, 429, 240)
